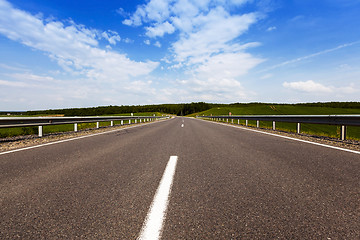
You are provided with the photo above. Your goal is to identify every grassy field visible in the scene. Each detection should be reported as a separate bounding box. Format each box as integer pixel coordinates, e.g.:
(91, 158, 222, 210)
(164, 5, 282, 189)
(0, 112, 164, 138)
(188, 104, 360, 140)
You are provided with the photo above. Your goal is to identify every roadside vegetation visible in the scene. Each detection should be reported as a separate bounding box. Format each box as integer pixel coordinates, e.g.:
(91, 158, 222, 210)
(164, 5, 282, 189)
(189, 102, 360, 140)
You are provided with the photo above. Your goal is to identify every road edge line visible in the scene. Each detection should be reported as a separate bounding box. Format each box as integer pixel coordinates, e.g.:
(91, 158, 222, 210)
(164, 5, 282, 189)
(0, 119, 171, 156)
(196, 118, 360, 155)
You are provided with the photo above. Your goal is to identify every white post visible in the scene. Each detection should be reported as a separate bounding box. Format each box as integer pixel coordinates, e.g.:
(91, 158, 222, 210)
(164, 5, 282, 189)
(256, 120, 260, 128)
(38, 126, 43, 137)
(246, 120, 248, 126)
(135, 119, 137, 124)
(341, 125, 347, 140)
(111, 121, 114, 127)
(231, 119, 233, 124)
(129, 119, 131, 124)
(74, 123, 78, 132)
(96, 122, 100, 128)
(272, 121, 276, 130)
(238, 119, 240, 124)
(297, 123, 301, 134)
(227, 118, 229, 123)
(121, 120, 123, 125)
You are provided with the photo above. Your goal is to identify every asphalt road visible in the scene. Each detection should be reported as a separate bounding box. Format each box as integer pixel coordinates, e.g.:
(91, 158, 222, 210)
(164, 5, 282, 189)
(0, 117, 359, 239)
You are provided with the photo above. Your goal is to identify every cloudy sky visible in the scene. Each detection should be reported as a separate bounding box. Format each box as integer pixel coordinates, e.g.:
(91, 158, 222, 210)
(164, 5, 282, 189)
(0, 0, 360, 110)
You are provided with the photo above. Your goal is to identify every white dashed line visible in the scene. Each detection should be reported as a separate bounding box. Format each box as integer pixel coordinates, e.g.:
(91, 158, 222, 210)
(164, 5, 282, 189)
(138, 156, 178, 240)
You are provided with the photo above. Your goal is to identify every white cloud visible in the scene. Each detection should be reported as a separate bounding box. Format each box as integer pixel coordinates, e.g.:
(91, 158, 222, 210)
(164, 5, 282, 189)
(260, 73, 273, 79)
(283, 80, 333, 93)
(282, 80, 359, 99)
(101, 30, 121, 45)
(267, 26, 276, 31)
(116, 8, 128, 17)
(145, 21, 175, 38)
(0, 0, 162, 110)
(123, 0, 263, 102)
(338, 84, 359, 94)
(10, 73, 56, 82)
(0, 79, 29, 87)
(0, 0, 159, 82)
(154, 41, 162, 47)
(122, 0, 171, 26)
(195, 52, 263, 80)
(123, 37, 134, 43)
(144, 39, 151, 45)
(172, 8, 259, 63)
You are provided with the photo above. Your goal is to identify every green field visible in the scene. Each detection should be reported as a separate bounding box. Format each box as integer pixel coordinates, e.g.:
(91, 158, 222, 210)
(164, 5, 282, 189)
(0, 112, 164, 138)
(188, 104, 360, 140)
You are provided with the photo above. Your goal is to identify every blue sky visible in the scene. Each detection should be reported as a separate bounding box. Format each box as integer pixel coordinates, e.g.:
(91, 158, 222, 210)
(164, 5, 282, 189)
(0, 0, 360, 110)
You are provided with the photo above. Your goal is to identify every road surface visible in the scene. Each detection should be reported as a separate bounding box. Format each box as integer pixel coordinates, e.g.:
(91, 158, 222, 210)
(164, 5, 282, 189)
(0, 117, 359, 239)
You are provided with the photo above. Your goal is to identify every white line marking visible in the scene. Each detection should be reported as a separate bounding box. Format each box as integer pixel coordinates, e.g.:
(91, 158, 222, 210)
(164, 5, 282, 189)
(0, 120, 165, 156)
(198, 119, 360, 155)
(138, 156, 178, 240)
(181, 124, 184, 128)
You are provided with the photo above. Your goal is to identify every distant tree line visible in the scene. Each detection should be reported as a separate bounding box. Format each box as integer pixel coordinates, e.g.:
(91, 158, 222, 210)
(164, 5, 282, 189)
(25, 102, 212, 116)
(228, 102, 360, 109)
(298, 102, 360, 109)
(3, 102, 360, 116)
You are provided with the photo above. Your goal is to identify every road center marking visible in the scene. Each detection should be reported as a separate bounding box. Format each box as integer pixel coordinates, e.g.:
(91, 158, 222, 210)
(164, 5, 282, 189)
(137, 156, 178, 240)
(181, 124, 184, 127)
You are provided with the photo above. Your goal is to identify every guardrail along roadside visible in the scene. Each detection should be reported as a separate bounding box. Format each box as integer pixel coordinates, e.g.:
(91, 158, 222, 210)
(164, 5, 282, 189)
(198, 115, 360, 140)
(0, 116, 169, 137)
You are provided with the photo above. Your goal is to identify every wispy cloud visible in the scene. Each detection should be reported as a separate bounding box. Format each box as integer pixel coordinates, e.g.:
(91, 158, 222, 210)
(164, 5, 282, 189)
(0, 79, 30, 87)
(283, 80, 359, 94)
(283, 80, 333, 93)
(266, 26, 276, 31)
(261, 41, 360, 72)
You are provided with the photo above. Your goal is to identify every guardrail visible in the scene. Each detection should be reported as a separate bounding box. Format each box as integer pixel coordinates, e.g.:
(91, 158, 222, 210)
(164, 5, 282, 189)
(0, 116, 169, 137)
(198, 115, 360, 140)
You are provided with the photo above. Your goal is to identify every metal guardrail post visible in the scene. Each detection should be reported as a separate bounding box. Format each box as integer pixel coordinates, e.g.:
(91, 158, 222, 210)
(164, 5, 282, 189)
(272, 121, 276, 130)
(246, 120, 248, 126)
(341, 125, 347, 140)
(38, 126, 43, 137)
(256, 120, 260, 128)
(96, 122, 100, 128)
(74, 123, 78, 132)
(111, 121, 114, 127)
(297, 123, 301, 134)
(121, 120, 123, 125)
